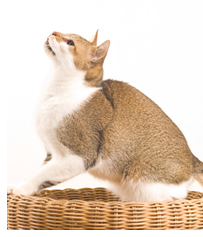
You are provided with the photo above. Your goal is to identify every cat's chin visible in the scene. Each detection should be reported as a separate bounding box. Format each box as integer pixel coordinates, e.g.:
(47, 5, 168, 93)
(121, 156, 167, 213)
(44, 40, 55, 56)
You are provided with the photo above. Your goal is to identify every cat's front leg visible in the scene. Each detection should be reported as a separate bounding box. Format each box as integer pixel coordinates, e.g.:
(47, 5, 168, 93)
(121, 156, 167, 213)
(7, 153, 86, 196)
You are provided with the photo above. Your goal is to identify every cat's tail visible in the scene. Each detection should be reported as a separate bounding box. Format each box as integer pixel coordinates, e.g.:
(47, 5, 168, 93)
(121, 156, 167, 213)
(189, 155, 203, 192)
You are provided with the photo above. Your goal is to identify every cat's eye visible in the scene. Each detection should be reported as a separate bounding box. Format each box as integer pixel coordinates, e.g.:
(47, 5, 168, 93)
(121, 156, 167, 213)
(67, 40, 75, 46)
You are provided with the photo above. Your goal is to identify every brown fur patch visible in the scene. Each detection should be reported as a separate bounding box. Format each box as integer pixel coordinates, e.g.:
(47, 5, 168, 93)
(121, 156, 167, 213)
(38, 181, 59, 192)
(43, 153, 52, 164)
(101, 80, 196, 184)
(192, 155, 203, 173)
(85, 64, 103, 87)
(56, 90, 113, 169)
(56, 79, 200, 184)
(195, 173, 203, 186)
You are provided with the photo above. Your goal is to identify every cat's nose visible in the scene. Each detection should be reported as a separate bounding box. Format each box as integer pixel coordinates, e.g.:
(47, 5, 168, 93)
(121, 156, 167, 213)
(52, 31, 63, 37)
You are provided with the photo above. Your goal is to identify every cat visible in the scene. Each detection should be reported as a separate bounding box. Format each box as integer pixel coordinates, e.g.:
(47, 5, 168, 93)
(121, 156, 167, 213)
(7, 30, 203, 202)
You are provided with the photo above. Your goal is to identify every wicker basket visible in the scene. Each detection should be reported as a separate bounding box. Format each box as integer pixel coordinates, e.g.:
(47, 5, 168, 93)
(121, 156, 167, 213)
(7, 188, 203, 230)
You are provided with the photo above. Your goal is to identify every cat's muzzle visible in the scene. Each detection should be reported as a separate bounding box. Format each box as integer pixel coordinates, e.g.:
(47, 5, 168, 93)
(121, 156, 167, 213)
(45, 38, 55, 55)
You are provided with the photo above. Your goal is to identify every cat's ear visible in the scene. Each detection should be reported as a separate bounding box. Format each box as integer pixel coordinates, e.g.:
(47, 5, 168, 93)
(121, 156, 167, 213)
(91, 40, 110, 64)
(90, 29, 99, 46)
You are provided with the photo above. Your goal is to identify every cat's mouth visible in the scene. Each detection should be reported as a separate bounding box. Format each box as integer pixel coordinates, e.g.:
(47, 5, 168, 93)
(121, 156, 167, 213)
(45, 39, 55, 55)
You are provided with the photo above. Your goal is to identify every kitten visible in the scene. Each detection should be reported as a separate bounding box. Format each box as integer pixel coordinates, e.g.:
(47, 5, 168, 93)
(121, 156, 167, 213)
(7, 30, 203, 202)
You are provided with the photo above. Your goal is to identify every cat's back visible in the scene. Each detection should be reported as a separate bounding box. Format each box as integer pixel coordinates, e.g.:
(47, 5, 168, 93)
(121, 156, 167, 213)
(101, 79, 176, 127)
(102, 79, 167, 114)
(101, 79, 180, 146)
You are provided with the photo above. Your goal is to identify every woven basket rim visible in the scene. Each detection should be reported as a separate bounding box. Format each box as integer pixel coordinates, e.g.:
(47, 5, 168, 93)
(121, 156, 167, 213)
(7, 187, 203, 204)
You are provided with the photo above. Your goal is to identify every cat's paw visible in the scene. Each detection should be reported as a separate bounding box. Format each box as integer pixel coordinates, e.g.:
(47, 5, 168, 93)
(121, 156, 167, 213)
(7, 184, 26, 195)
(12, 186, 29, 195)
(7, 183, 36, 196)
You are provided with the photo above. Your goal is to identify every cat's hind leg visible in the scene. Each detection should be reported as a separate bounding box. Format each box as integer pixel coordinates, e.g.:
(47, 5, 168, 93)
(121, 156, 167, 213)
(111, 178, 193, 202)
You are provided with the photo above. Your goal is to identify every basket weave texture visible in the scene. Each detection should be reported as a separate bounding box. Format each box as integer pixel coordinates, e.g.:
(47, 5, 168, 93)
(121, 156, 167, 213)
(7, 188, 203, 230)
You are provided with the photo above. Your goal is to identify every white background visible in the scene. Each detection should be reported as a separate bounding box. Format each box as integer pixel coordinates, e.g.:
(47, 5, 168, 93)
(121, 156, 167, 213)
(5, 0, 203, 189)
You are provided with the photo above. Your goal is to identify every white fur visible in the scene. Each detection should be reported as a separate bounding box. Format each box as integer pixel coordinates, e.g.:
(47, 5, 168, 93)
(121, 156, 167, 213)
(36, 70, 99, 154)
(110, 178, 193, 202)
(189, 179, 203, 192)
(8, 35, 99, 196)
(90, 157, 194, 202)
(36, 36, 99, 155)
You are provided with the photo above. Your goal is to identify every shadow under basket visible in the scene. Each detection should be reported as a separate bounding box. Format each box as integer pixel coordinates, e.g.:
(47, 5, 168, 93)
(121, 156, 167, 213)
(7, 188, 203, 230)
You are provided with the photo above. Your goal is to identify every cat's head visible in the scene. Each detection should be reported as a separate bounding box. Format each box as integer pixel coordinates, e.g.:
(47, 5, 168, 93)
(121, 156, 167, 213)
(44, 30, 110, 86)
